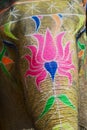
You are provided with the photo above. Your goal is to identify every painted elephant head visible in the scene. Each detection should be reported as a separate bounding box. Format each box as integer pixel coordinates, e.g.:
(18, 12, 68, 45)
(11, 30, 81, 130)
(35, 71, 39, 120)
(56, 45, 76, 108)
(0, 0, 86, 130)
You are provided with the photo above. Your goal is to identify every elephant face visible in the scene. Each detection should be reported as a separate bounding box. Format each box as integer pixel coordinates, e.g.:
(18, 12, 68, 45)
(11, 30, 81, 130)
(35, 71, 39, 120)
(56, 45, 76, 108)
(0, 0, 86, 130)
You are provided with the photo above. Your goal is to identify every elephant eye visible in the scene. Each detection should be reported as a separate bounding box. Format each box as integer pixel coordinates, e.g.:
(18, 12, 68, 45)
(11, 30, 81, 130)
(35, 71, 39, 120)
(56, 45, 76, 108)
(3, 40, 17, 50)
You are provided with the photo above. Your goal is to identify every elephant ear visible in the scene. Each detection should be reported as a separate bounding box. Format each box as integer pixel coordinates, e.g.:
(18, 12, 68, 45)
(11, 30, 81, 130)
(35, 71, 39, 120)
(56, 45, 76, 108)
(57, 94, 76, 109)
(38, 95, 56, 120)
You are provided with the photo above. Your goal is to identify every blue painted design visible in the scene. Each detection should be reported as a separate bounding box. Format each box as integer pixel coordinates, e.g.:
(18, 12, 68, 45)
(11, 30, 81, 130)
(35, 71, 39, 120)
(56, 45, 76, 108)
(32, 16, 40, 31)
(44, 61, 58, 81)
(58, 14, 63, 18)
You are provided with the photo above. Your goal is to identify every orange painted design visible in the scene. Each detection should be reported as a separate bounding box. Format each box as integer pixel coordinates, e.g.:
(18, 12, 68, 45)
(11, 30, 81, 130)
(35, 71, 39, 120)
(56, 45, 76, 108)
(78, 50, 84, 58)
(52, 14, 61, 35)
(2, 56, 14, 65)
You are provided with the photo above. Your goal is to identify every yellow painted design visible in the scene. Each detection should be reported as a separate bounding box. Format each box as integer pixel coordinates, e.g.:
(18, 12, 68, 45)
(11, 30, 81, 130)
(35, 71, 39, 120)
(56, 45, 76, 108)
(74, 15, 85, 34)
(4, 22, 17, 40)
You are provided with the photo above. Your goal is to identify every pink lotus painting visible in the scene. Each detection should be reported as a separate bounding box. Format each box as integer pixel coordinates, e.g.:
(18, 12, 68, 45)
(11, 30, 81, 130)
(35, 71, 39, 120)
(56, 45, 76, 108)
(24, 29, 75, 91)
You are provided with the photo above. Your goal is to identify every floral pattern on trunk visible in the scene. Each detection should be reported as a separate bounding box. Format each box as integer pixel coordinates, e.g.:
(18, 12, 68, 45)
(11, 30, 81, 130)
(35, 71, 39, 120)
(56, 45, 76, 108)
(24, 29, 76, 120)
(24, 29, 75, 91)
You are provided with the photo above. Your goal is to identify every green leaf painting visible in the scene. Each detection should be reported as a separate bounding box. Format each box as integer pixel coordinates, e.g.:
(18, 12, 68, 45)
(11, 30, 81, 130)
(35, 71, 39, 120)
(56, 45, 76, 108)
(77, 41, 86, 50)
(0, 46, 6, 60)
(38, 94, 76, 120)
(4, 22, 17, 40)
(0, 63, 10, 76)
(57, 94, 76, 109)
(74, 16, 85, 34)
(38, 95, 55, 120)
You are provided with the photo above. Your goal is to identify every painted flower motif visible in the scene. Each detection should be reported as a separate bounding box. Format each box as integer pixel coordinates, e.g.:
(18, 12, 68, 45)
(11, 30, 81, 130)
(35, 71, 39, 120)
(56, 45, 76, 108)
(24, 29, 75, 91)
(0, 45, 13, 75)
(9, 7, 20, 19)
